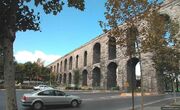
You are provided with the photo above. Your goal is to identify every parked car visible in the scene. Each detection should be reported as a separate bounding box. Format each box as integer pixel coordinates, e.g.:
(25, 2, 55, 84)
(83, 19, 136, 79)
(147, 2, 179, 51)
(0, 79, 4, 84)
(21, 89, 82, 110)
(33, 85, 53, 90)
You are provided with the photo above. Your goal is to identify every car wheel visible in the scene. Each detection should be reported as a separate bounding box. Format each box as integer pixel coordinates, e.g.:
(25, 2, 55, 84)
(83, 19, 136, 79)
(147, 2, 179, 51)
(33, 101, 43, 110)
(71, 100, 78, 107)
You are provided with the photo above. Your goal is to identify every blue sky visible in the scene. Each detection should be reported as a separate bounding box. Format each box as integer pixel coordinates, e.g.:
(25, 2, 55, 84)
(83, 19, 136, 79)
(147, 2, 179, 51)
(14, 0, 106, 65)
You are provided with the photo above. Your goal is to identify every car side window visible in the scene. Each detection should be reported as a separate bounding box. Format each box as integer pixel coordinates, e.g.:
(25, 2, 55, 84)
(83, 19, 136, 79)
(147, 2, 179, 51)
(38, 90, 55, 96)
(55, 91, 65, 96)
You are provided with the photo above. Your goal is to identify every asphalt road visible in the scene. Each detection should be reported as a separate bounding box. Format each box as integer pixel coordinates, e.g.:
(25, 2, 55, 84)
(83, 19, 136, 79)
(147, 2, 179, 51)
(0, 89, 179, 110)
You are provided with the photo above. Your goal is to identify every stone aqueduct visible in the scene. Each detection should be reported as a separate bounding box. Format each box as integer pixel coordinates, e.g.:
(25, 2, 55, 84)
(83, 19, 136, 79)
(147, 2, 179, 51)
(48, 0, 180, 93)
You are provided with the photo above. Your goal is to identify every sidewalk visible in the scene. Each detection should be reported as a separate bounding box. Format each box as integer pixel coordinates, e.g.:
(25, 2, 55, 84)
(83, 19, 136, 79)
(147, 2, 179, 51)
(142, 107, 161, 110)
(136, 99, 180, 110)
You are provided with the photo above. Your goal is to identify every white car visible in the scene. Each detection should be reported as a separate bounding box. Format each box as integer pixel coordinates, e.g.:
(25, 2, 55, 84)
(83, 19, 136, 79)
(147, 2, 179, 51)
(33, 85, 53, 90)
(21, 89, 82, 110)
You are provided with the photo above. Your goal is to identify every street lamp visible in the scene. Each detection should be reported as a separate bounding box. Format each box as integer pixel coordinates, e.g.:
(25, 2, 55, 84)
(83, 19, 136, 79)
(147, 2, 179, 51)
(172, 73, 176, 103)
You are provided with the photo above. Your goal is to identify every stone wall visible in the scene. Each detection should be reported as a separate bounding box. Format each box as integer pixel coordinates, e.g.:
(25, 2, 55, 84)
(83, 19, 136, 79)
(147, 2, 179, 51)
(47, 0, 180, 93)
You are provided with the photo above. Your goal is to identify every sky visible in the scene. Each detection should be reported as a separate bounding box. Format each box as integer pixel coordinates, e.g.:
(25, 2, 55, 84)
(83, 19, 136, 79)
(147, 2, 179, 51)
(14, 0, 106, 66)
(14, 0, 141, 75)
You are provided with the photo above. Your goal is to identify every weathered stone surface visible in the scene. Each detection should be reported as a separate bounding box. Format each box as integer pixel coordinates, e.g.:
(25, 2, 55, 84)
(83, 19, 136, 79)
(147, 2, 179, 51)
(47, 0, 180, 93)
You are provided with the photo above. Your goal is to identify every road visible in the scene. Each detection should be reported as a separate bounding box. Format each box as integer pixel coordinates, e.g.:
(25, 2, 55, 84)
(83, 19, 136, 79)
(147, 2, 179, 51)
(0, 89, 179, 110)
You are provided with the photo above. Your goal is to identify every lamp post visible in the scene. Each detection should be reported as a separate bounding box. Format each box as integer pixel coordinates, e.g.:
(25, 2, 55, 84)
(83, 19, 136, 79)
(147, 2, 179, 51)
(172, 73, 176, 103)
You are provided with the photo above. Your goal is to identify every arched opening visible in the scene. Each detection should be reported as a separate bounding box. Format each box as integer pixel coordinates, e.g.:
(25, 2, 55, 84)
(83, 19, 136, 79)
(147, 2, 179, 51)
(57, 63, 59, 73)
(54, 66, 56, 73)
(76, 55, 79, 68)
(82, 70, 88, 86)
(93, 43, 101, 64)
(64, 59, 67, 71)
(135, 62, 141, 88)
(69, 56, 73, 70)
(108, 37, 116, 60)
(107, 62, 117, 89)
(84, 51, 87, 66)
(68, 72, 72, 84)
(59, 74, 62, 84)
(126, 27, 138, 56)
(63, 73, 67, 84)
(92, 67, 101, 87)
(60, 61, 62, 72)
(127, 58, 140, 90)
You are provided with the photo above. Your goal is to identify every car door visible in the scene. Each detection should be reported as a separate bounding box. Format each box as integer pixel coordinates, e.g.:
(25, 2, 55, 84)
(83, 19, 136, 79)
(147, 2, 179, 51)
(54, 90, 70, 104)
(37, 90, 57, 105)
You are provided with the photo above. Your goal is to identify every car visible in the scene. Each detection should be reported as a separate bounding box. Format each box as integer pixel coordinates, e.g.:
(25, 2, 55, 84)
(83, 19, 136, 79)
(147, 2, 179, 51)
(33, 85, 53, 90)
(0, 79, 4, 84)
(21, 89, 82, 110)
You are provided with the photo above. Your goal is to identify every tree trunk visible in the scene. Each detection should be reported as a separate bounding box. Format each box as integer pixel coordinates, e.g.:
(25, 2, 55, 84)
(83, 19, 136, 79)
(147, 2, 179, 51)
(3, 29, 17, 110)
(157, 70, 165, 94)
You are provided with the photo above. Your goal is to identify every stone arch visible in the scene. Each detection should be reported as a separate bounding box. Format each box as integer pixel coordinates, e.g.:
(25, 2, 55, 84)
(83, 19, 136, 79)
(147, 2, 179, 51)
(57, 63, 59, 73)
(82, 69, 88, 86)
(60, 61, 62, 72)
(127, 57, 140, 90)
(84, 51, 87, 66)
(69, 56, 73, 70)
(107, 62, 117, 89)
(159, 14, 176, 40)
(63, 73, 67, 84)
(108, 37, 116, 60)
(64, 59, 67, 71)
(76, 55, 79, 68)
(53, 65, 56, 73)
(68, 72, 72, 84)
(92, 67, 101, 87)
(126, 27, 138, 56)
(59, 74, 62, 84)
(93, 43, 101, 64)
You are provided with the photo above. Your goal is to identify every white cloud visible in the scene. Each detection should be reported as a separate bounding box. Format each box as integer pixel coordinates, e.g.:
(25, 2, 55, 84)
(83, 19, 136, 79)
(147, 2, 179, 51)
(14, 50, 61, 66)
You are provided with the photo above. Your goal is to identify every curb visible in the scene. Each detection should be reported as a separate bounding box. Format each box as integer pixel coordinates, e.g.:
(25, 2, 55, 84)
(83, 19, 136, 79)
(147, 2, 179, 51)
(120, 92, 159, 96)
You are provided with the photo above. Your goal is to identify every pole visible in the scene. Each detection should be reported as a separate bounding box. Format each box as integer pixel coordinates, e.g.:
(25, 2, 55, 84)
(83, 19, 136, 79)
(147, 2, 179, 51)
(135, 35, 144, 110)
(131, 66, 135, 110)
(173, 74, 176, 103)
(139, 56, 144, 110)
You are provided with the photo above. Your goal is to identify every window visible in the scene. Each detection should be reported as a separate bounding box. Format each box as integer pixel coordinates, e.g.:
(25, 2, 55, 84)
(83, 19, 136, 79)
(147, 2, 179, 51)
(38, 90, 55, 96)
(54, 90, 66, 96)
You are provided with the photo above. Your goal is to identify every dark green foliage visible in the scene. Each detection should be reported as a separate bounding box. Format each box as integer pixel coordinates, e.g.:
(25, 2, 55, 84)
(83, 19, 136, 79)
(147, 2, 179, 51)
(73, 69, 81, 86)
(0, 0, 85, 33)
(15, 62, 51, 84)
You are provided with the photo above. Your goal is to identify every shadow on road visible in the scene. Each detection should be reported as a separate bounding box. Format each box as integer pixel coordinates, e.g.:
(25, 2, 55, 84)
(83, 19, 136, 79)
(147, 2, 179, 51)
(22, 105, 83, 110)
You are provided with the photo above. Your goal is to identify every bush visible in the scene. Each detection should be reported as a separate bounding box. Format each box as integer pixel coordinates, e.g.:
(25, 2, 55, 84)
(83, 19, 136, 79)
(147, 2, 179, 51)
(21, 85, 33, 89)
(111, 86, 120, 90)
(65, 85, 81, 90)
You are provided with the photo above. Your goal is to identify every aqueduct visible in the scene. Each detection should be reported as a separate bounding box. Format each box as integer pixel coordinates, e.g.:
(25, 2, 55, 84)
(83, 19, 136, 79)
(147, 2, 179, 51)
(48, 0, 180, 93)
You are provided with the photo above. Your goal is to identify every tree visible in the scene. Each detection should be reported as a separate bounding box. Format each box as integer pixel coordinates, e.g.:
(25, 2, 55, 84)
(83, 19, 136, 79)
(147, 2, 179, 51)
(41, 66, 51, 82)
(0, 0, 85, 110)
(152, 46, 180, 92)
(15, 62, 25, 84)
(0, 44, 3, 79)
(100, 0, 179, 110)
(73, 69, 81, 87)
(15, 61, 51, 84)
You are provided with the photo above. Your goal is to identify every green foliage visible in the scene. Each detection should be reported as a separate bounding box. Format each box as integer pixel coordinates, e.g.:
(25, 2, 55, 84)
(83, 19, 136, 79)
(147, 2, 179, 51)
(153, 46, 180, 74)
(100, 0, 163, 31)
(73, 69, 81, 86)
(15, 62, 51, 83)
(101, 0, 179, 73)
(0, 0, 85, 109)
(0, 0, 85, 33)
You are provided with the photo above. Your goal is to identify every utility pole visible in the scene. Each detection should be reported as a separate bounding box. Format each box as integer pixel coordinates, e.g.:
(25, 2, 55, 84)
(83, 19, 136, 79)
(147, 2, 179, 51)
(131, 62, 135, 110)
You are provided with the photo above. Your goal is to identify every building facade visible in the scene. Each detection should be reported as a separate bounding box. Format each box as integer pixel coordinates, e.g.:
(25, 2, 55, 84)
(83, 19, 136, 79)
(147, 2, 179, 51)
(47, 0, 180, 93)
